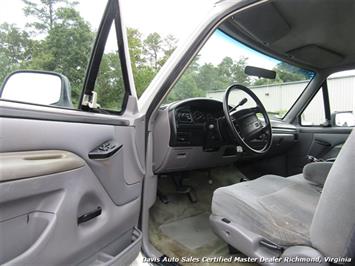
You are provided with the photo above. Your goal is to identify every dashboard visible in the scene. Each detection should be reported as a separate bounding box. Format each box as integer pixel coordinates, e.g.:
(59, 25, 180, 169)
(152, 98, 298, 174)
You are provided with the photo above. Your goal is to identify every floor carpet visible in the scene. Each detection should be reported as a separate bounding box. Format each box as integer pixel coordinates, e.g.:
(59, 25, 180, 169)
(159, 213, 218, 250)
(149, 165, 257, 266)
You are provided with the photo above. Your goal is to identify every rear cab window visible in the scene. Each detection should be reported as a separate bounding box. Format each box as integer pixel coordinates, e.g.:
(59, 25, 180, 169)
(300, 70, 355, 127)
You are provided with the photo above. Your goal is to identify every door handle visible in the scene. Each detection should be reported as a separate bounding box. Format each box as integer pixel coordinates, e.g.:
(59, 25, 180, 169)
(77, 207, 102, 225)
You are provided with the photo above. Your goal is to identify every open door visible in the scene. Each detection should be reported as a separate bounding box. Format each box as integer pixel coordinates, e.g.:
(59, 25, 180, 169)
(0, 0, 144, 265)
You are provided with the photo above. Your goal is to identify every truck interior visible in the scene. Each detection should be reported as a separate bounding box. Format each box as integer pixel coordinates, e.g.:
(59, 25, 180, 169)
(144, 0, 355, 264)
(0, 0, 354, 265)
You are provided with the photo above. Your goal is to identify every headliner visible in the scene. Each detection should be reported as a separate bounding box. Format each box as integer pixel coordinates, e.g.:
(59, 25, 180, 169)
(219, 0, 355, 72)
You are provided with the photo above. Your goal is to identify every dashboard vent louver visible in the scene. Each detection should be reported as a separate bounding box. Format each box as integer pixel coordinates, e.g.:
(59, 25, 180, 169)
(176, 110, 193, 124)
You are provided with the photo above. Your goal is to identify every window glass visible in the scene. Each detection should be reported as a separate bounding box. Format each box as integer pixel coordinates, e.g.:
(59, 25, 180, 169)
(0, 0, 107, 108)
(121, 0, 215, 98)
(328, 70, 355, 127)
(95, 21, 125, 112)
(300, 89, 326, 126)
(164, 30, 314, 119)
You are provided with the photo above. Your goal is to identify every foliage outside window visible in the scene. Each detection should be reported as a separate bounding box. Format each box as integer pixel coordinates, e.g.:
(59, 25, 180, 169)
(0, 0, 177, 109)
(127, 30, 177, 97)
(0, 0, 94, 107)
(94, 21, 125, 112)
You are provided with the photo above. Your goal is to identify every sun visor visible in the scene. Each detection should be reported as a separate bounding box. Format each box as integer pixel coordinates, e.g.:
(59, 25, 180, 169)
(233, 2, 290, 45)
(288, 45, 344, 68)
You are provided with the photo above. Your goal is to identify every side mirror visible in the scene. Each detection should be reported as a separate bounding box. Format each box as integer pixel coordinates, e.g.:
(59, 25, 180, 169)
(0, 70, 73, 108)
(332, 111, 355, 127)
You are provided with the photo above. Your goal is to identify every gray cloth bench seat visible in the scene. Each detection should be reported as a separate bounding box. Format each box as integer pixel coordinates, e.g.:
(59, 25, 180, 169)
(210, 129, 355, 264)
(211, 174, 321, 247)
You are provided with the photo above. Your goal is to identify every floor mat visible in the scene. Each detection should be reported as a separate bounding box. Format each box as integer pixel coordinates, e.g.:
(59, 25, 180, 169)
(149, 166, 257, 265)
(159, 213, 218, 250)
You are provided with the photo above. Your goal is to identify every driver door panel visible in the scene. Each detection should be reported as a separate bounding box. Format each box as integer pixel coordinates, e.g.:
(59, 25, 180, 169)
(0, 116, 143, 265)
(0, 0, 144, 263)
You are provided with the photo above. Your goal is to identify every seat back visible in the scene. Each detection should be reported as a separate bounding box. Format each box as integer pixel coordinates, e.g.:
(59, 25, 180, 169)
(310, 129, 355, 259)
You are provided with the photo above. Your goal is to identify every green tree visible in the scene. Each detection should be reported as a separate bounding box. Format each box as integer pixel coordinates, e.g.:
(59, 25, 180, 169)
(95, 52, 125, 110)
(143, 32, 162, 70)
(274, 62, 311, 82)
(23, 0, 77, 33)
(166, 57, 202, 102)
(134, 66, 157, 97)
(26, 7, 93, 104)
(165, 55, 252, 103)
(127, 28, 155, 96)
(127, 28, 144, 68)
(218, 56, 250, 86)
(159, 34, 177, 66)
(167, 73, 203, 103)
(131, 31, 177, 96)
(0, 23, 33, 82)
(194, 63, 226, 92)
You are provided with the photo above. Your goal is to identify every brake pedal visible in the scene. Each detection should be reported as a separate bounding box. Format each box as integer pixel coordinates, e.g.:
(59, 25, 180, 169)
(187, 189, 197, 203)
(157, 190, 169, 204)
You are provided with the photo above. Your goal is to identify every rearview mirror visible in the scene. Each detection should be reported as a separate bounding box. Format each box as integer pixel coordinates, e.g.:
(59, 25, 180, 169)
(0, 70, 73, 108)
(332, 111, 355, 127)
(245, 66, 276, 79)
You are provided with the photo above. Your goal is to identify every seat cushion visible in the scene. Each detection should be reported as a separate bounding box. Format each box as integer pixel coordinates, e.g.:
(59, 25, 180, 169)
(211, 174, 321, 246)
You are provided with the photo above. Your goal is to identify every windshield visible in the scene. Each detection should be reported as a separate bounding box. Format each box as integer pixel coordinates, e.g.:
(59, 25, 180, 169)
(165, 29, 314, 119)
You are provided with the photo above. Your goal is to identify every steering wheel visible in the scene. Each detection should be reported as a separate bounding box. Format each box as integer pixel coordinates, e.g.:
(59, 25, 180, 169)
(223, 84, 272, 154)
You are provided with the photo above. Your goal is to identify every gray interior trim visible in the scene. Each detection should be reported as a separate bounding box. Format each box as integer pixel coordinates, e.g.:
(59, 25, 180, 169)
(281, 246, 329, 266)
(141, 131, 161, 258)
(0, 100, 130, 126)
(78, 228, 142, 266)
(210, 214, 281, 265)
(0, 150, 85, 182)
(222, 0, 355, 71)
(234, 2, 290, 44)
(0, 115, 143, 265)
(288, 45, 343, 69)
(0, 116, 144, 205)
(0, 166, 141, 265)
(298, 127, 352, 134)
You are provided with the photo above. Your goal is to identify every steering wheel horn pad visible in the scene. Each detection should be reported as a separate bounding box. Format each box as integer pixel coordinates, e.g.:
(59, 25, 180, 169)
(223, 84, 272, 154)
